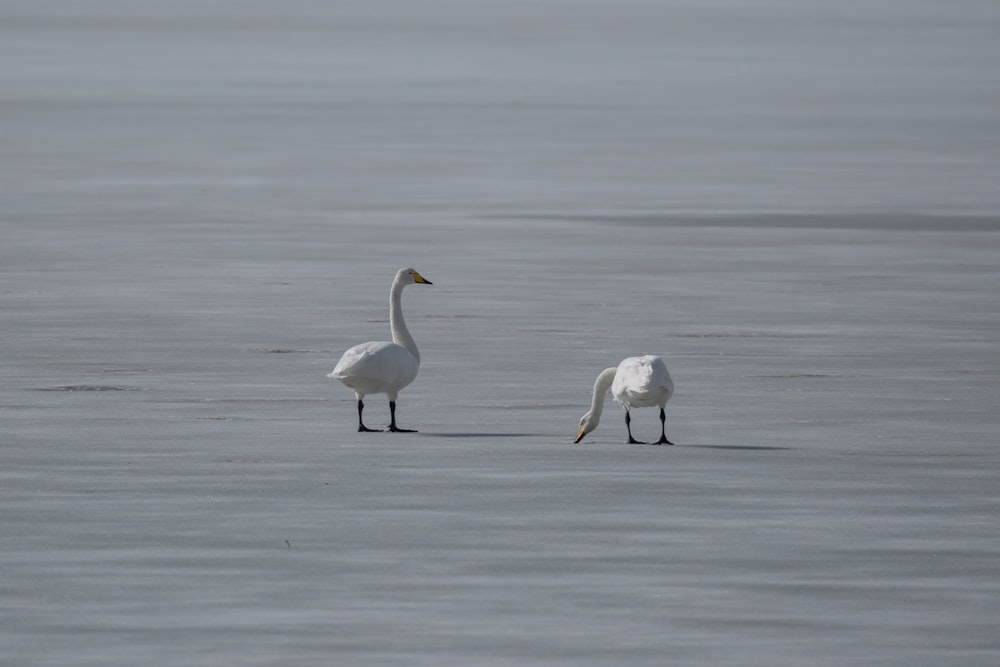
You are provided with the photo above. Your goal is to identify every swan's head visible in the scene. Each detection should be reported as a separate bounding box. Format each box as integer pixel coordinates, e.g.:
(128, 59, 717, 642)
(575, 412, 597, 443)
(397, 268, 433, 286)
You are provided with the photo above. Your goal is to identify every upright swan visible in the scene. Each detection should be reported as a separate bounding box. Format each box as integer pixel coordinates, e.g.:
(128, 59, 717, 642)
(575, 355, 674, 445)
(328, 268, 432, 432)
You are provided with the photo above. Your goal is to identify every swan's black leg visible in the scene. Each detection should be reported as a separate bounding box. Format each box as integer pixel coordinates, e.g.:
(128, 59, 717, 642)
(388, 401, 416, 433)
(656, 407, 674, 445)
(357, 399, 382, 432)
(625, 410, 646, 444)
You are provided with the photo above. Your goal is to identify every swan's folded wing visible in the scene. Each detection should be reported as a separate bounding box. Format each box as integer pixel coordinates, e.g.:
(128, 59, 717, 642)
(613, 355, 673, 407)
(330, 341, 389, 379)
(614, 356, 655, 393)
(329, 341, 419, 388)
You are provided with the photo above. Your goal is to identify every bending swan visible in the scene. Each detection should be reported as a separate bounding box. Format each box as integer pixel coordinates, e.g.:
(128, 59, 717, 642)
(328, 268, 432, 432)
(575, 355, 674, 445)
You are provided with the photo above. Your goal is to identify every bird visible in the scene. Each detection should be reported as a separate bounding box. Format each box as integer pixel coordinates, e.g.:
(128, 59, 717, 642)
(328, 268, 432, 432)
(575, 355, 674, 445)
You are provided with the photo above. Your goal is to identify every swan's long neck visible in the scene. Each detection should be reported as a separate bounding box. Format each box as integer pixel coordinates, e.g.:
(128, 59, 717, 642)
(587, 367, 617, 426)
(389, 278, 419, 364)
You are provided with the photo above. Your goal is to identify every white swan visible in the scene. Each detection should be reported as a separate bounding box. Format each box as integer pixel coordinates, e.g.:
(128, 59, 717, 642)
(328, 268, 432, 432)
(575, 355, 675, 445)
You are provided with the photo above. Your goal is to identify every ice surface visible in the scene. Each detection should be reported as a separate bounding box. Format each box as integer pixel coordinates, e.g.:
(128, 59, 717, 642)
(3, 2, 1000, 665)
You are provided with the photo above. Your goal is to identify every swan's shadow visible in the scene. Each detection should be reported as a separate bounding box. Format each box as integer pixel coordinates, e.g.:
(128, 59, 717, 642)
(419, 434, 790, 449)
(681, 444, 791, 451)
(421, 432, 544, 439)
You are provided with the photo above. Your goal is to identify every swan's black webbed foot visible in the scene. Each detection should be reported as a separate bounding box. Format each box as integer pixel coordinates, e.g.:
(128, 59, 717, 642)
(356, 400, 382, 432)
(657, 409, 673, 445)
(388, 401, 415, 432)
(624, 411, 646, 445)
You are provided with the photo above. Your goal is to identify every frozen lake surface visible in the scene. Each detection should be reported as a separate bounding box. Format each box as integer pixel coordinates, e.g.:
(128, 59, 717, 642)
(3, 2, 1000, 665)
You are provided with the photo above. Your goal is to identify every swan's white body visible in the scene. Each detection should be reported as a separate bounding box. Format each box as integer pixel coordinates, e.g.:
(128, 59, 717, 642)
(328, 268, 431, 432)
(331, 341, 418, 400)
(612, 355, 673, 410)
(576, 355, 674, 445)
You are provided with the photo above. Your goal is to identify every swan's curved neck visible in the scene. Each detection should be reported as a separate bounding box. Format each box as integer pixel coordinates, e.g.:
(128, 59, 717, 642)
(389, 278, 419, 363)
(588, 367, 617, 425)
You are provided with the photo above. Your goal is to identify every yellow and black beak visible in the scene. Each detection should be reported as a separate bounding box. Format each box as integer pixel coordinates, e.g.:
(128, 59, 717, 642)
(414, 272, 432, 285)
(574, 427, 586, 444)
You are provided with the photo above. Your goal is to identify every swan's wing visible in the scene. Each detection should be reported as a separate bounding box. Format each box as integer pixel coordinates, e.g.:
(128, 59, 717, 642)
(614, 357, 653, 393)
(650, 357, 674, 400)
(330, 341, 385, 379)
(614, 355, 673, 405)
(329, 341, 419, 393)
